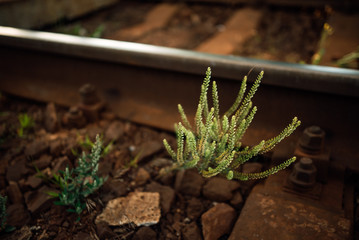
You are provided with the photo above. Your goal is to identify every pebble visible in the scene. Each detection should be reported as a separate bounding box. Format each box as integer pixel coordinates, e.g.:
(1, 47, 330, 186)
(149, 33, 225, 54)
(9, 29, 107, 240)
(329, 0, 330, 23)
(24, 138, 49, 158)
(202, 176, 241, 202)
(230, 191, 244, 208)
(24, 185, 54, 215)
(32, 154, 52, 170)
(186, 197, 204, 219)
(182, 221, 203, 240)
(51, 156, 72, 175)
(146, 181, 175, 214)
(96, 191, 161, 227)
(175, 169, 205, 197)
(25, 174, 43, 189)
(132, 140, 163, 163)
(6, 156, 29, 182)
(132, 226, 157, 240)
(44, 102, 58, 133)
(7, 181, 23, 204)
(6, 203, 31, 227)
(201, 203, 236, 240)
(105, 120, 124, 143)
(135, 167, 151, 185)
(95, 221, 117, 240)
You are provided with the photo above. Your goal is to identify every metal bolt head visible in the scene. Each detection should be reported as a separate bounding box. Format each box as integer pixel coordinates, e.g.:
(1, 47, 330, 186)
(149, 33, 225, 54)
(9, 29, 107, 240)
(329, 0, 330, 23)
(64, 106, 86, 128)
(299, 125, 325, 153)
(299, 157, 313, 169)
(79, 83, 99, 105)
(69, 106, 80, 116)
(289, 157, 317, 189)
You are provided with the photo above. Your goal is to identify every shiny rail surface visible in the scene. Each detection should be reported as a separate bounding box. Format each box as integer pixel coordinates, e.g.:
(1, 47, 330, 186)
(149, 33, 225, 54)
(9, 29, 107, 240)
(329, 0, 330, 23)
(0, 26, 358, 171)
(1, 26, 358, 97)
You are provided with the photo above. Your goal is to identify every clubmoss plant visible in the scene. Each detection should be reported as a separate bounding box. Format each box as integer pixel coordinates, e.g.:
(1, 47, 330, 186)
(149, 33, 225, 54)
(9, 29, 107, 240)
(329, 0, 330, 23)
(46, 135, 107, 218)
(163, 67, 301, 181)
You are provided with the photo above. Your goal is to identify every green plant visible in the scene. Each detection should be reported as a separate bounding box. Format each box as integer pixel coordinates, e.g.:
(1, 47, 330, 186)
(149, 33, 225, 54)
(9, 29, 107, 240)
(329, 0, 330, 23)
(336, 46, 359, 68)
(60, 24, 105, 38)
(125, 150, 143, 169)
(17, 113, 34, 137)
(46, 135, 107, 218)
(72, 134, 113, 157)
(0, 194, 6, 231)
(0, 194, 15, 233)
(311, 23, 333, 65)
(163, 67, 301, 180)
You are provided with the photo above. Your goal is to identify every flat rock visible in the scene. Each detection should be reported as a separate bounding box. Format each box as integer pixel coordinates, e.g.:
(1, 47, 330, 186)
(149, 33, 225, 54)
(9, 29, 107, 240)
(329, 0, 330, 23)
(6, 203, 31, 227)
(49, 138, 65, 157)
(25, 174, 43, 189)
(175, 170, 205, 197)
(51, 156, 72, 174)
(228, 191, 351, 240)
(31, 154, 52, 170)
(132, 140, 163, 163)
(24, 138, 49, 158)
(95, 221, 117, 240)
(135, 167, 151, 186)
(202, 177, 241, 202)
(149, 158, 173, 169)
(102, 179, 129, 197)
(146, 181, 175, 214)
(132, 226, 157, 240)
(105, 120, 124, 143)
(230, 191, 244, 209)
(44, 102, 58, 133)
(186, 197, 204, 219)
(182, 222, 202, 240)
(24, 185, 54, 215)
(6, 156, 29, 182)
(201, 203, 236, 240)
(96, 192, 161, 227)
(7, 181, 23, 204)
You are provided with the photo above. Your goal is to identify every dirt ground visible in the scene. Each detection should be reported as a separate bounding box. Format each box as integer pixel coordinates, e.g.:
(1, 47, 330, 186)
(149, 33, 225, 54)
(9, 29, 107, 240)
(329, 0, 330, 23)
(0, 91, 270, 239)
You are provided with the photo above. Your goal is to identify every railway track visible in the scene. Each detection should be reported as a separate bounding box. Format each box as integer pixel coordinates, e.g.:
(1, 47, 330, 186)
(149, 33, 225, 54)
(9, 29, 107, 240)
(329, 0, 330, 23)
(0, 21, 359, 238)
(1, 2, 359, 238)
(0, 26, 358, 172)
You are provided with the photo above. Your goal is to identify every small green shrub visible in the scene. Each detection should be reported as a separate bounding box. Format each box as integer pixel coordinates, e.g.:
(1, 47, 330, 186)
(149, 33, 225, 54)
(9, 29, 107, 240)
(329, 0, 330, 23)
(0, 194, 6, 231)
(47, 135, 107, 218)
(0, 194, 15, 233)
(17, 113, 34, 137)
(71, 134, 113, 158)
(336, 46, 359, 68)
(311, 23, 333, 65)
(163, 67, 301, 180)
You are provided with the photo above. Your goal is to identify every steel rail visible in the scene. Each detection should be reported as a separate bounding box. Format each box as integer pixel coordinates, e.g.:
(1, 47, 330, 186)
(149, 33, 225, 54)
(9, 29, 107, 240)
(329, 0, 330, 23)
(0, 26, 358, 171)
(0, 26, 358, 97)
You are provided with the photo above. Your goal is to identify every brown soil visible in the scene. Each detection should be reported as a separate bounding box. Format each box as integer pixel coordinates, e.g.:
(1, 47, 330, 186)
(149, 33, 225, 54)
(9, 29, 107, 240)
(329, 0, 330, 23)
(0, 93, 267, 239)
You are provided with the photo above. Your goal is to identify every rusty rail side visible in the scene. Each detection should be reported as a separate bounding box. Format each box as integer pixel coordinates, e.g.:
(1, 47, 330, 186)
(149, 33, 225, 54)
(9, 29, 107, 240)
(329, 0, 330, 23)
(0, 26, 358, 172)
